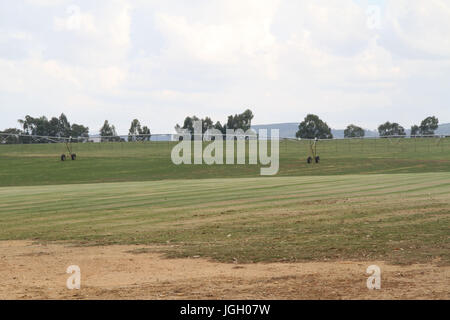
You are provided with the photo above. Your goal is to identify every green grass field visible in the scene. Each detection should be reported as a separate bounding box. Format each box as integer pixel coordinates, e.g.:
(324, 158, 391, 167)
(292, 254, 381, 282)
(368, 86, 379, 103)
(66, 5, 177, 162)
(0, 138, 449, 264)
(0, 138, 449, 186)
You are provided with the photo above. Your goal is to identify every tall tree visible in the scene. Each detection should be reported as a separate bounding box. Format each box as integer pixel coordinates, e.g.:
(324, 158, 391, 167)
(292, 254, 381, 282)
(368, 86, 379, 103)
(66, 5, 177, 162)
(240, 109, 254, 131)
(344, 124, 365, 138)
(175, 109, 254, 139)
(71, 124, 89, 139)
(202, 117, 214, 133)
(175, 116, 202, 140)
(128, 119, 142, 142)
(48, 117, 60, 137)
(378, 122, 406, 137)
(225, 109, 254, 132)
(17, 116, 35, 143)
(18, 115, 50, 137)
(58, 113, 71, 137)
(177, 116, 199, 134)
(214, 121, 224, 134)
(410, 125, 420, 136)
(419, 116, 439, 135)
(17, 113, 89, 142)
(128, 119, 151, 141)
(0, 128, 22, 144)
(100, 120, 119, 142)
(140, 125, 151, 141)
(296, 114, 333, 139)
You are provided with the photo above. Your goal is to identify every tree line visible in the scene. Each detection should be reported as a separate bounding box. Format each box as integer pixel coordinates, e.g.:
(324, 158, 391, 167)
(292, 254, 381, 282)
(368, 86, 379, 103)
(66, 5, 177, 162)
(1, 114, 89, 144)
(295, 114, 440, 139)
(0, 114, 152, 144)
(175, 109, 254, 137)
(0, 111, 442, 144)
(99, 119, 151, 142)
(1, 109, 254, 144)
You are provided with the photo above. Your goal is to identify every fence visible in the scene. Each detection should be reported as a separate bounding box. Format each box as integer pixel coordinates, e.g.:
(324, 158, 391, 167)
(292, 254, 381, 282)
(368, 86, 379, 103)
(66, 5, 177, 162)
(0, 132, 449, 160)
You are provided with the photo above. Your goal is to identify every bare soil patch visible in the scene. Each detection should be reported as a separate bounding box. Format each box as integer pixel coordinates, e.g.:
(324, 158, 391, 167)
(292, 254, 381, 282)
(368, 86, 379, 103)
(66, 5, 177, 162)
(0, 241, 448, 300)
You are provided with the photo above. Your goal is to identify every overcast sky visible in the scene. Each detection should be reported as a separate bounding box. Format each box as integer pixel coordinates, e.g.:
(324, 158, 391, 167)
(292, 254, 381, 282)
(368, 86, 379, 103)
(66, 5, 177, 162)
(1, 0, 449, 134)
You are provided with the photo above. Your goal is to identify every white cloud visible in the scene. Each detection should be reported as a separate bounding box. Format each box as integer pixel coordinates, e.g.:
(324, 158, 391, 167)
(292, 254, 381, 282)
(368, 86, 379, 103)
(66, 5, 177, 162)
(154, 0, 280, 80)
(383, 0, 450, 58)
(54, 6, 97, 33)
(1, 1, 132, 91)
(277, 1, 370, 55)
(1, 0, 450, 133)
(25, 0, 68, 6)
(50, 0, 131, 66)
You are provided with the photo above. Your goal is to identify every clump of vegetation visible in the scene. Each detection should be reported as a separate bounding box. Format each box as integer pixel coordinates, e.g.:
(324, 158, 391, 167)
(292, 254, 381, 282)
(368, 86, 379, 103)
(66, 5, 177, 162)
(296, 114, 333, 139)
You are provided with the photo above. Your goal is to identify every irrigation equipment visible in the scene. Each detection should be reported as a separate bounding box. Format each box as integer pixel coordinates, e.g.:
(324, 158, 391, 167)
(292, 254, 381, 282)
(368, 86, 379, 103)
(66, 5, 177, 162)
(60, 137, 76, 161)
(307, 138, 320, 164)
(0, 133, 78, 161)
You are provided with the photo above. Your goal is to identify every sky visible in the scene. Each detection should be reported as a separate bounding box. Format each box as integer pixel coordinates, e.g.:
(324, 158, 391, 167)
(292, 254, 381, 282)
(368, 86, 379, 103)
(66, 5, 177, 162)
(0, 0, 449, 134)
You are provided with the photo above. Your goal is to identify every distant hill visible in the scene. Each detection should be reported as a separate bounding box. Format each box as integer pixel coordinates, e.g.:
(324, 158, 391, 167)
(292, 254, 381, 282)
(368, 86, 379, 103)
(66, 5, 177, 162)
(329, 128, 379, 139)
(436, 123, 450, 135)
(251, 122, 378, 138)
(251, 123, 450, 138)
(251, 123, 299, 138)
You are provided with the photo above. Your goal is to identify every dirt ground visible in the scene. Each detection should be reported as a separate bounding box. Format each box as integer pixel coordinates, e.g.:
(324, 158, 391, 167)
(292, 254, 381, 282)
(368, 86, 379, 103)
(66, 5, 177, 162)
(0, 241, 448, 300)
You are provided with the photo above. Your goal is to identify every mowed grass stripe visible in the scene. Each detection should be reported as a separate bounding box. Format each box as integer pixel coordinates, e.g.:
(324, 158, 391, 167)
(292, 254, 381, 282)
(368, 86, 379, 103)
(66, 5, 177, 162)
(0, 173, 445, 222)
(0, 171, 444, 210)
(0, 173, 449, 264)
(0, 173, 447, 222)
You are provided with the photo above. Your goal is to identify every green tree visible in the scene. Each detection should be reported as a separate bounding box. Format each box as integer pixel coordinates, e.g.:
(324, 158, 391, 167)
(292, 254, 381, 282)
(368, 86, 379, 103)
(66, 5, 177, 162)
(176, 116, 200, 134)
(18, 116, 39, 143)
(0, 128, 23, 144)
(239, 109, 254, 131)
(410, 125, 420, 136)
(128, 119, 142, 142)
(58, 113, 71, 137)
(225, 109, 254, 131)
(344, 124, 365, 138)
(100, 120, 119, 142)
(48, 117, 60, 137)
(214, 121, 224, 134)
(17, 119, 27, 134)
(128, 119, 151, 141)
(140, 126, 151, 141)
(296, 114, 333, 139)
(17, 115, 50, 141)
(17, 114, 89, 142)
(175, 109, 254, 139)
(71, 123, 89, 139)
(419, 116, 439, 135)
(378, 122, 406, 137)
(202, 117, 214, 133)
(176, 115, 207, 140)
